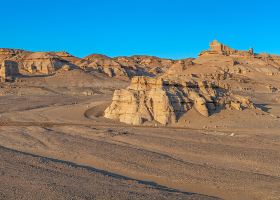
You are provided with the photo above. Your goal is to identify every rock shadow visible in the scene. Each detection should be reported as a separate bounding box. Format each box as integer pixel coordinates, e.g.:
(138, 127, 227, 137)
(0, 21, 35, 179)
(255, 103, 271, 113)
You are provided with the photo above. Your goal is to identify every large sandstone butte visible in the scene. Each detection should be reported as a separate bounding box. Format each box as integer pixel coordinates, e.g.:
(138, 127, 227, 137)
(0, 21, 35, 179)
(104, 76, 254, 125)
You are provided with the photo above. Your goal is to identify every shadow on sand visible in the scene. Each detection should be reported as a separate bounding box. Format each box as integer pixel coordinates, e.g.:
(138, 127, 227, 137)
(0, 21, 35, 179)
(254, 103, 271, 113)
(0, 145, 221, 200)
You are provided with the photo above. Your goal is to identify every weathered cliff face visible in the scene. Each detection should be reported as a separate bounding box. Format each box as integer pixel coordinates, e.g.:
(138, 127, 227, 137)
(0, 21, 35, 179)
(76, 54, 179, 79)
(76, 54, 133, 78)
(104, 76, 255, 125)
(0, 49, 78, 76)
(19, 52, 74, 74)
(0, 60, 19, 82)
(104, 77, 177, 125)
(1, 49, 176, 79)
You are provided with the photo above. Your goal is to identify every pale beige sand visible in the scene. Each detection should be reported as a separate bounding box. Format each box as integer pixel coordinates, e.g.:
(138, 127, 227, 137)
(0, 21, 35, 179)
(0, 68, 280, 200)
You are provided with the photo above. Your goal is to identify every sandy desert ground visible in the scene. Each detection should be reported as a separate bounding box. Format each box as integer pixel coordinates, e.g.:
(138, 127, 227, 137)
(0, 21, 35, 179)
(0, 42, 280, 200)
(0, 73, 279, 200)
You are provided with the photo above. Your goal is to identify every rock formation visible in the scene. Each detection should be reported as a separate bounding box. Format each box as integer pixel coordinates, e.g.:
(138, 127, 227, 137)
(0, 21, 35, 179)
(0, 60, 19, 82)
(79, 54, 129, 78)
(104, 76, 254, 125)
(1, 40, 279, 81)
(19, 52, 74, 74)
(52, 51, 80, 63)
(104, 77, 177, 125)
(104, 40, 269, 125)
(0, 48, 27, 61)
(75, 54, 177, 78)
(200, 40, 254, 57)
(0, 49, 78, 76)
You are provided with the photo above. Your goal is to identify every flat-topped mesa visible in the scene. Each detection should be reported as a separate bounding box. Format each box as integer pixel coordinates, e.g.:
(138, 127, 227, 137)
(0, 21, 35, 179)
(104, 76, 255, 125)
(200, 40, 254, 57)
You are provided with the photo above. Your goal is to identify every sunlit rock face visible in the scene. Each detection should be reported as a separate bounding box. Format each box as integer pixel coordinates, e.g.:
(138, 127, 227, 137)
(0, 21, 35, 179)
(19, 52, 74, 74)
(199, 40, 254, 57)
(104, 76, 254, 125)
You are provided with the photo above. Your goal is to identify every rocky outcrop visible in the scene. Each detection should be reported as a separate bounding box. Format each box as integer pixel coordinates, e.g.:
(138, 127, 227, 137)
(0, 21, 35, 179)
(76, 54, 131, 78)
(104, 77, 176, 125)
(0, 48, 27, 61)
(52, 51, 80, 63)
(200, 40, 254, 57)
(0, 60, 19, 82)
(0, 49, 77, 75)
(104, 76, 255, 125)
(19, 52, 74, 74)
(76, 54, 177, 78)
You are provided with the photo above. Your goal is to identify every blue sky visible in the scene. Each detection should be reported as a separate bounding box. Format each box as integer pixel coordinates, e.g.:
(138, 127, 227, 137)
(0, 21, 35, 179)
(0, 0, 279, 59)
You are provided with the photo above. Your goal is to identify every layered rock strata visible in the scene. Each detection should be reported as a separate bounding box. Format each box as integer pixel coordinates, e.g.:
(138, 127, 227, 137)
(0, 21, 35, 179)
(20, 52, 74, 74)
(104, 76, 254, 125)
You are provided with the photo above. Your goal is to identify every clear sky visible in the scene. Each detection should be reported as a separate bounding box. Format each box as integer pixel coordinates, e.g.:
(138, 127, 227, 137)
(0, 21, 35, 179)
(0, 0, 279, 59)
